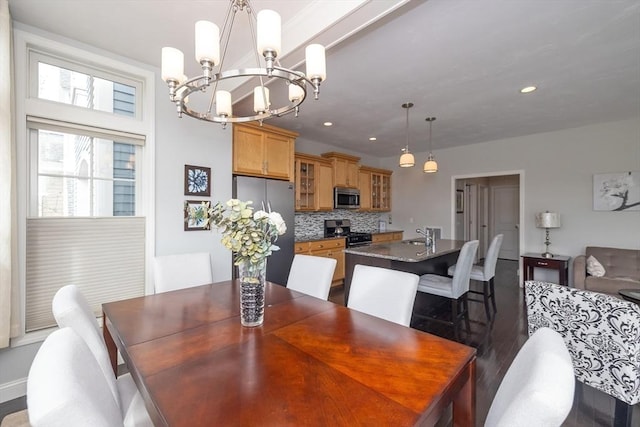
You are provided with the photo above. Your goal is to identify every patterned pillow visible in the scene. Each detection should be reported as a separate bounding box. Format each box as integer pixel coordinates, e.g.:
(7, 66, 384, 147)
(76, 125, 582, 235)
(586, 255, 605, 277)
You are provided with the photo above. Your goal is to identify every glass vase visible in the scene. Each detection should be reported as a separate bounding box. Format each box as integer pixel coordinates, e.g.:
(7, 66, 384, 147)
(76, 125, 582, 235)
(237, 259, 267, 327)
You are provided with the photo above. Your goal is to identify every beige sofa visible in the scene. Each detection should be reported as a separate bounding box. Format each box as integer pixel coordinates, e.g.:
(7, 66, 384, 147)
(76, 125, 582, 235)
(573, 246, 640, 298)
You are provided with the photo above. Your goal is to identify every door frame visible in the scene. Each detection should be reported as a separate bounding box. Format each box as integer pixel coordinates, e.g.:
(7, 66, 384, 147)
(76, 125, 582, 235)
(451, 170, 525, 264)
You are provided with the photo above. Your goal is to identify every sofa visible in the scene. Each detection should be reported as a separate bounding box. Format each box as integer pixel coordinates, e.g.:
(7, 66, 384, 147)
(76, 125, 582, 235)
(573, 246, 640, 298)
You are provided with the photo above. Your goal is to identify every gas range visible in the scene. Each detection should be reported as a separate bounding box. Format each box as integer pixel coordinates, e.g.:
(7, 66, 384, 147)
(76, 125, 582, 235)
(324, 219, 372, 247)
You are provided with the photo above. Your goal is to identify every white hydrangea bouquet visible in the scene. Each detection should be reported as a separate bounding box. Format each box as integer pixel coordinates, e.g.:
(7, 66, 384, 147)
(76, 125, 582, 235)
(206, 198, 287, 273)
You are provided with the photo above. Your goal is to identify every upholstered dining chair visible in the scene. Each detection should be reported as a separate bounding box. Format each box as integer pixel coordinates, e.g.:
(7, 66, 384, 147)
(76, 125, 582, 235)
(526, 281, 640, 427)
(286, 254, 337, 300)
(152, 252, 213, 293)
(52, 285, 152, 426)
(347, 265, 419, 327)
(484, 327, 575, 426)
(448, 234, 503, 320)
(27, 327, 143, 427)
(415, 240, 479, 339)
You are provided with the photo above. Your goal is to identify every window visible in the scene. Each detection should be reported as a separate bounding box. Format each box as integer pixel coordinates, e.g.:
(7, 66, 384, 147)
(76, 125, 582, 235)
(16, 33, 154, 335)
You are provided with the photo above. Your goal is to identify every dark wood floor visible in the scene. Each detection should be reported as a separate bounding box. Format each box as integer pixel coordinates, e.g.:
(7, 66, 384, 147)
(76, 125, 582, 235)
(2, 260, 638, 425)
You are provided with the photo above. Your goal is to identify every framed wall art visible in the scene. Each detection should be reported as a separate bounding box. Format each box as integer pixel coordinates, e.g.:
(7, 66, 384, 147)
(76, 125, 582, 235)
(184, 200, 211, 231)
(593, 171, 640, 211)
(184, 165, 211, 196)
(456, 189, 464, 213)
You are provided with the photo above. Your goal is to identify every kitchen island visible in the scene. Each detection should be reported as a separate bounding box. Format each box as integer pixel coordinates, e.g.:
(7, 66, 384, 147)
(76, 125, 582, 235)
(343, 239, 465, 304)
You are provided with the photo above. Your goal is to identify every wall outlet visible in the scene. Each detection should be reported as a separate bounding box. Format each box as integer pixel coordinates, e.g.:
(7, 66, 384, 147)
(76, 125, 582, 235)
(388, 214, 392, 224)
(409, 217, 414, 223)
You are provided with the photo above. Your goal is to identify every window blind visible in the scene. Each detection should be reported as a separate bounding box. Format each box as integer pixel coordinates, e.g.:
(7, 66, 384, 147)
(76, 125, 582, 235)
(25, 217, 145, 332)
(27, 116, 145, 146)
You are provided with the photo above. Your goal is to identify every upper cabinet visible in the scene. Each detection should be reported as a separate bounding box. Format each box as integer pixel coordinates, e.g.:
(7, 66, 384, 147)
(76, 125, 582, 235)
(321, 152, 360, 188)
(233, 122, 297, 181)
(294, 153, 333, 211)
(359, 166, 392, 212)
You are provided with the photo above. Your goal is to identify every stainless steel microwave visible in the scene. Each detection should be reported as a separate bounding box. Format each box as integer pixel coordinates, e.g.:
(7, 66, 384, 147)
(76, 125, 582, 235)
(334, 187, 360, 209)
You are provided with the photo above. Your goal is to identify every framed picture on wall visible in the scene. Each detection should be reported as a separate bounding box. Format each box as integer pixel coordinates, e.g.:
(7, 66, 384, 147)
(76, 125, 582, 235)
(456, 189, 464, 213)
(184, 165, 211, 196)
(184, 200, 211, 231)
(593, 171, 640, 211)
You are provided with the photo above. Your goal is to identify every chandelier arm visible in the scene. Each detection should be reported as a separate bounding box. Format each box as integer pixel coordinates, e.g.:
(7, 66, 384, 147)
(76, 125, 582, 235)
(206, 3, 239, 116)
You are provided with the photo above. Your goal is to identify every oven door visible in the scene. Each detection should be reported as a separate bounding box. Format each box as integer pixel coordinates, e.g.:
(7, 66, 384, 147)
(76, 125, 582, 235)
(334, 187, 360, 209)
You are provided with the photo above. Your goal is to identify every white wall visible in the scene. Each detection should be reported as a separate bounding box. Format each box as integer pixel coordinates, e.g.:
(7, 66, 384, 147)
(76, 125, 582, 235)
(153, 75, 233, 282)
(381, 119, 640, 258)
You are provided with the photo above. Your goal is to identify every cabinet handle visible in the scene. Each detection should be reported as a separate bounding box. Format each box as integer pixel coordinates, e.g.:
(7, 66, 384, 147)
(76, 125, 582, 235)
(538, 262, 548, 266)
(319, 244, 324, 248)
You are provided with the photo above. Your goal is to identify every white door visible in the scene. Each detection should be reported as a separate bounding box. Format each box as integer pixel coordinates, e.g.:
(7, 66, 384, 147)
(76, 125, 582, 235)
(492, 185, 519, 260)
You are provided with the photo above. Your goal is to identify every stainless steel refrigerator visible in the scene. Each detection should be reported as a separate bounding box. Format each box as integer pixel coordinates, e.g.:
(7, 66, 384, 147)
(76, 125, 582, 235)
(232, 176, 295, 285)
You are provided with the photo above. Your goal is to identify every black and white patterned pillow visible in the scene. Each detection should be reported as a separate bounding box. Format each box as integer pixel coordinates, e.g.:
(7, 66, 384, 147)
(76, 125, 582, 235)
(525, 280, 640, 406)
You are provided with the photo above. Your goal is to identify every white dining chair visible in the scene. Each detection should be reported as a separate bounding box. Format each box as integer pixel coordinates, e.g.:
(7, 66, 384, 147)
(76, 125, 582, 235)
(27, 328, 129, 427)
(347, 265, 419, 327)
(484, 327, 575, 427)
(286, 254, 337, 300)
(152, 252, 213, 293)
(415, 240, 479, 339)
(448, 234, 503, 320)
(52, 285, 152, 426)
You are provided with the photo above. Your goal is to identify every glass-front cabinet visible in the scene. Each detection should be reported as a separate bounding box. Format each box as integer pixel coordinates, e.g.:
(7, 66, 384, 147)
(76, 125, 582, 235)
(294, 153, 333, 211)
(360, 166, 392, 212)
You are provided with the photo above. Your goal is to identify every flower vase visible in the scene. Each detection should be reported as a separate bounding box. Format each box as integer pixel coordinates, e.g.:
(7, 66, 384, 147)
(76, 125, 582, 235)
(238, 259, 267, 327)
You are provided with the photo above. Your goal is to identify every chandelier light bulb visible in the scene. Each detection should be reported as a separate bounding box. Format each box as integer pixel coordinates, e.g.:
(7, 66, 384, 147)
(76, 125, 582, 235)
(195, 21, 220, 65)
(257, 10, 281, 57)
(215, 90, 232, 116)
(288, 84, 304, 102)
(305, 44, 326, 82)
(161, 47, 184, 83)
(254, 86, 270, 113)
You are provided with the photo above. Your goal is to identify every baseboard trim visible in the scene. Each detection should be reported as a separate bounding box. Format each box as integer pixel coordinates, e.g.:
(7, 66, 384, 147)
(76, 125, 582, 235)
(0, 378, 27, 403)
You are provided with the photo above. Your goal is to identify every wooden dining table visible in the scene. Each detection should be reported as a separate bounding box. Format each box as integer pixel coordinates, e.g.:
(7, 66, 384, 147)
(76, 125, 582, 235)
(102, 280, 476, 426)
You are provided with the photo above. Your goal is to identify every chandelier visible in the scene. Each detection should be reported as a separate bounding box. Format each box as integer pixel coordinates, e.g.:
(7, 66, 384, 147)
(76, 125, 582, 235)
(399, 102, 415, 167)
(160, 0, 326, 126)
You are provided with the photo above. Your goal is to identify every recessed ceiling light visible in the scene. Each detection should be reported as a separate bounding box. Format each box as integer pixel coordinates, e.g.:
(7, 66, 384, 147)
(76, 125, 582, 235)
(369, 137, 377, 141)
(323, 122, 333, 126)
(520, 86, 537, 94)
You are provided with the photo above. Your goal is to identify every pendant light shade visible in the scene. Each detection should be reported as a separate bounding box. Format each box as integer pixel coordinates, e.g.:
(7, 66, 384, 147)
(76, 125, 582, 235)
(399, 152, 415, 167)
(399, 102, 415, 168)
(423, 117, 438, 173)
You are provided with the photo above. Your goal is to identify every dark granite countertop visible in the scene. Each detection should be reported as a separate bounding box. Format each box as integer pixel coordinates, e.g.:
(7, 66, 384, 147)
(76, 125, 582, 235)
(344, 239, 465, 262)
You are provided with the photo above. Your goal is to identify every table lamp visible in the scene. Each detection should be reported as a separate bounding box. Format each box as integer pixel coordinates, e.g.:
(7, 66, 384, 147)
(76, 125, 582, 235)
(535, 211, 561, 258)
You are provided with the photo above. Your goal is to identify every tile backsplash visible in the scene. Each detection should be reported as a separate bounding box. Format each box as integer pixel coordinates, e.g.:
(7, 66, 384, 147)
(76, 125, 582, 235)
(295, 210, 384, 239)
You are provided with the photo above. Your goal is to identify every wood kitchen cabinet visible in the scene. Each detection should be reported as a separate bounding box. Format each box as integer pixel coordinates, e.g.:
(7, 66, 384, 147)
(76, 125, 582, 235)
(372, 232, 403, 244)
(233, 122, 297, 181)
(294, 153, 333, 211)
(359, 166, 392, 212)
(321, 152, 360, 188)
(294, 238, 346, 285)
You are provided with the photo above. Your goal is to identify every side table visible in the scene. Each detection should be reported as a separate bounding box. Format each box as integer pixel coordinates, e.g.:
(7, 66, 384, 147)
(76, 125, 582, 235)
(522, 253, 571, 286)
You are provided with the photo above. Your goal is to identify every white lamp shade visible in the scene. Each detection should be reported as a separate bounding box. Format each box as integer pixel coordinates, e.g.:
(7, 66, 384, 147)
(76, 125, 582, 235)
(423, 158, 438, 173)
(288, 84, 304, 102)
(305, 44, 326, 82)
(399, 152, 415, 168)
(161, 47, 184, 82)
(195, 21, 220, 65)
(215, 90, 232, 116)
(257, 10, 281, 56)
(253, 86, 270, 113)
(535, 212, 561, 228)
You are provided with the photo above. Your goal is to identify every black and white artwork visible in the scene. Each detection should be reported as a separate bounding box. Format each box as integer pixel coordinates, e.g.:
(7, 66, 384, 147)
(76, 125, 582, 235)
(184, 165, 211, 196)
(593, 171, 640, 211)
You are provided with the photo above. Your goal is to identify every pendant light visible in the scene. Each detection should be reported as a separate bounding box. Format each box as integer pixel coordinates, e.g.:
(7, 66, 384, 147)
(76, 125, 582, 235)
(423, 117, 438, 173)
(399, 102, 415, 168)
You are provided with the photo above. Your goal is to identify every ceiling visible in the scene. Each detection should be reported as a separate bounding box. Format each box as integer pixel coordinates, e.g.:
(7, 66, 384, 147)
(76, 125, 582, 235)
(9, 0, 640, 158)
